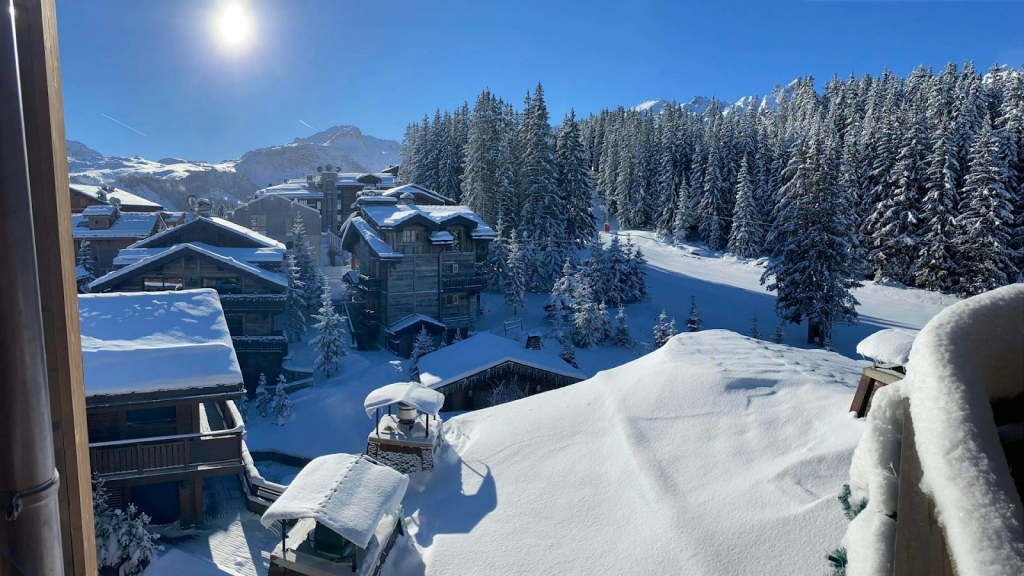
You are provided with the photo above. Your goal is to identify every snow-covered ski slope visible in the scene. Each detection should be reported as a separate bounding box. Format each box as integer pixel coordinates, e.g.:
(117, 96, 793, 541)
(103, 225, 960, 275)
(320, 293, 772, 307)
(386, 330, 866, 576)
(615, 231, 959, 359)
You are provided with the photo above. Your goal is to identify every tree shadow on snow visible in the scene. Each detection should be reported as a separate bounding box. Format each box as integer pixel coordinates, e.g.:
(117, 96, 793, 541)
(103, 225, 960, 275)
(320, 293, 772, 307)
(405, 451, 497, 548)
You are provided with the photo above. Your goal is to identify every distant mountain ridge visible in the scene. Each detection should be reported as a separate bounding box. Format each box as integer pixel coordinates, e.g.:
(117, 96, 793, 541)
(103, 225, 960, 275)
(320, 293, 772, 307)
(633, 80, 800, 117)
(67, 125, 400, 211)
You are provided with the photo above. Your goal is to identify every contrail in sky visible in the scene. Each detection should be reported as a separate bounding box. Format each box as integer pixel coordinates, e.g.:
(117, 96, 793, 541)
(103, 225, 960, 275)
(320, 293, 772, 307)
(298, 119, 317, 130)
(100, 113, 147, 136)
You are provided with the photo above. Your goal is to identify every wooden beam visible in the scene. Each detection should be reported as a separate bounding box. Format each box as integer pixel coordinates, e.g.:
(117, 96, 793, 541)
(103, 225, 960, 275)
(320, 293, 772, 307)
(12, 0, 96, 573)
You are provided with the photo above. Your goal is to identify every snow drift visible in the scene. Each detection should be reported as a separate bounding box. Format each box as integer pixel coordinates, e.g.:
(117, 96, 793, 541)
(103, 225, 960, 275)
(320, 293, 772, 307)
(388, 330, 865, 576)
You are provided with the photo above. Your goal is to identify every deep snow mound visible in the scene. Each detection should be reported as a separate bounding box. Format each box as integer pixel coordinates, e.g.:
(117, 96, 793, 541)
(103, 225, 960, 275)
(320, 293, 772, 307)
(389, 330, 865, 576)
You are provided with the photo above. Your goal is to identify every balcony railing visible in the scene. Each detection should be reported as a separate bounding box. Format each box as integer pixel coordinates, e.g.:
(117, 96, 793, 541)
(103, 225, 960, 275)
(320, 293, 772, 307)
(352, 307, 381, 328)
(232, 335, 288, 353)
(442, 275, 486, 291)
(356, 274, 382, 292)
(326, 230, 343, 254)
(89, 403, 244, 480)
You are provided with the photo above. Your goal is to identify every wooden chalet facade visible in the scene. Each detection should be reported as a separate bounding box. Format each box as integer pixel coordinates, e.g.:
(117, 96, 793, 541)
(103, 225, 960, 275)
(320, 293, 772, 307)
(71, 206, 164, 274)
(79, 291, 246, 526)
(338, 195, 494, 356)
(228, 192, 323, 264)
(88, 217, 290, 389)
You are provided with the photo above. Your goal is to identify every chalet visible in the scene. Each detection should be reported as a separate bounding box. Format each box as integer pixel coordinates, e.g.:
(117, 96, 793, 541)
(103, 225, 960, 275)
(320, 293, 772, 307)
(79, 290, 246, 526)
(380, 183, 455, 206)
(71, 205, 164, 274)
(338, 196, 495, 356)
(88, 217, 289, 388)
(413, 332, 586, 411)
(69, 183, 164, 213)
(364, 382, 445, 474)
(262, 454, 407, 576)
(228, 193, 323, 265)
(256, 169, 395, 234)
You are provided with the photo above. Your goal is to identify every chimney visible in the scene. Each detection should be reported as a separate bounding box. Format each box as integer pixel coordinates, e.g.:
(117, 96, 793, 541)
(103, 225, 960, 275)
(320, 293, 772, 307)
(399, 192, 415, 206)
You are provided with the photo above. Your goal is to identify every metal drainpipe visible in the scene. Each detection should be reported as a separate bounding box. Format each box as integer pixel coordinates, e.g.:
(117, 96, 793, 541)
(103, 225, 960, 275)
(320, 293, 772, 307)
(0, 2, 64, 573)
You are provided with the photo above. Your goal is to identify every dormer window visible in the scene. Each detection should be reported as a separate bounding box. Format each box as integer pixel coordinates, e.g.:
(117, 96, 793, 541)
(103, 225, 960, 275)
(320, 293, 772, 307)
(401, 230, 419, 243)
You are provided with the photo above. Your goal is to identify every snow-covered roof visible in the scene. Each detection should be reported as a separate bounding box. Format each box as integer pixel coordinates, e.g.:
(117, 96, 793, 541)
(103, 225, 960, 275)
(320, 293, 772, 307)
(78, 289, 242, 397)
(256, 179, 322, 200)
(90, 242, 286, 292)
(338, 216, 403, 260)
(70, 184, 163, 210)
(235, 191, 321, 215)
(75, 265, 90, 280)
(260, 454, 409, 549)
(113, 243, 284, 267)
(71, 212, 161, 239)
(429, 230, 454, 244)
(387, 313, 446, 335)
(364, 382, 445, 417)
(334, 172, 395, 187)
(416, 332, 585, 390)
(382, 183, 454, 205)
(128, 216, 285, 249)
(391, 330, 868, 574)
(856, 328, 918, 367)
(81, 205, 117, 217)
(844, 284, 1024, 576)
(361, 204, 495, 239)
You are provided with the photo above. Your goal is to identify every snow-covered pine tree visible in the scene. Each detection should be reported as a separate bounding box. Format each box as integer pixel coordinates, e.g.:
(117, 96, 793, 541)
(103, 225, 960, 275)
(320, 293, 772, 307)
(672, 174, 695, 242)
(283, 253, 307, 343)
(613, 306, 633, 347)
(436, 111, 462, 201)
(518, 83, 565, 260)
(504, 230, 527, 314)
(290, 213, 320, 311)
(411, 326, 436, 363)
(761, 118, 860, 347)
(312, 285, 347, 377)
(557, 110, 598, 249)
(272, 376, 293, 426)
(914, 122, 960, 291)
(576, 237, 607, 304)
(461, 90, 501, 224)
(254, 373, 271, 417)
(652, 309, 677, 349)
(603, 235, 629, 307)
(570, 278, 605, 348)
(452, 329, 464, 344)
(560, 338, 579, 368)
(597, 301, 613, 343)
(698, 133, 730, 251)
(748, 313, 763, 340)
(621, 235, 648, 304)
(484, 220, 510, 292)
(114, 504, 162, 575)
(686, 295, 704, 332)
(236, 391, 249, 424)
(77, 240, 96, 281)
(728, 156, 764, 258)
(772, 321, 785, 344)
(953, 115, 1020, 296)
(545, 258, 576, 321)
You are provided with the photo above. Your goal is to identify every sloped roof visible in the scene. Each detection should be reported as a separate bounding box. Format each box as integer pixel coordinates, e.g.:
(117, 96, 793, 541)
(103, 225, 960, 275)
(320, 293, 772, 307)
(78, 289, 242, 398)
(338, 216, 403, 260)
(128, 216, 285, 249)
(261, 454, 408, 549)
(70, 184, 164, 210)
(113, 243, 285, 267)
(388, 313, 446, 335)
(71, 212, 161, 240)
(90, 242, 286, 292)
(416, 332, 585, 390)
(361, 204, 495, 238)
(382, 183, 455, 205)
(235, 191, 321, 216)
(364, 382, 445, 417)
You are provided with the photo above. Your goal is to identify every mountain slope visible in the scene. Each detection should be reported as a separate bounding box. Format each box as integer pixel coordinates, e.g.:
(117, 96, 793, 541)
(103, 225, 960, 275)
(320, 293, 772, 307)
(67, 125, 400, 211)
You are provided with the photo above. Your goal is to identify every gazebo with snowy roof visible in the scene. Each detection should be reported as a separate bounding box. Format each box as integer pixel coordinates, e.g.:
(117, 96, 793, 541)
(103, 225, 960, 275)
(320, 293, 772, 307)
(849, 328, 917, 418)
(262, 454, 408, 576)
(364, 382, 445, 474)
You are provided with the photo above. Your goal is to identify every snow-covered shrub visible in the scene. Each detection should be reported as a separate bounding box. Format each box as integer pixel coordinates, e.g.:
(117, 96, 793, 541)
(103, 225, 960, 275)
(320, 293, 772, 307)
(560, 338, 579, 368)
(272, 377, 293, 426)
(652, 310, 677, 349)
(686, 295, 703, 332)
(613, 306, 633, 347)
(489, 380, 526, 406)
(254, 373, 271, 417)
(411, 326, 436, 363)
(93, 476, 162, 576)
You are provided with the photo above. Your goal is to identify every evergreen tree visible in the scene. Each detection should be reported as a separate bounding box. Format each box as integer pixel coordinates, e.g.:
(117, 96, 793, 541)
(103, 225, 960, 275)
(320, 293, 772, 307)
(290, 213, 320, 311)
(953, 115, 1020, 295)
(571, 279, 605, 348)
(748, 313, 763, 340)
(272, 376, 293, 426)
(603, 235, 629, 307)
(672, 175, 695, 242)
(915, 123, 960, 291)
(114, 504, 162, 575)
(236, 392, 249, 424)
(546, 258, 576, 321)
(686, 295, 704, 332)
(484, 221, 510, 292)
(652, 310, 677, 349)
(772, 321, 785, 344)
(698, 138, 730, 251)
(504, 230, 527, 314)
(762, 120, 860, 347)
(411, 326, 436, 363)
(283, 253, 307, 342)
(462, 90, 501, 223)
(254, 373, 271, 417)
(613, 306, 633, 347)
(312, 285, 347, 377)
(557, 110, 598, 249)
(624, 236, 649, 303)
(77, 241, 96, 281)
(519, 83, 565, 272)
(728, 156, 764, 257)
(560, 338, 579, 369)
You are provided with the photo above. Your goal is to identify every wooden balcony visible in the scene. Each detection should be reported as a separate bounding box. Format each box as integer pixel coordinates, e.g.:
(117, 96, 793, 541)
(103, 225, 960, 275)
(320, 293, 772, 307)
(441, 275, 486, 292)
(89, 404, 244, 485)
(232, 335, 289, 353)
(352, 307, 382, 329)
(356, 274, 382, 293)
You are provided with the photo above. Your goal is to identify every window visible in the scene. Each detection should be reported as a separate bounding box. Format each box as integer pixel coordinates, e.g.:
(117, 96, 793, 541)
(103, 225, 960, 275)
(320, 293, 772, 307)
(204, 277, 242, 293)
(401, 230, 419, 243)
(250, 214, 266, 232)
(225, 314, 244, 335)
(444, 294, 460, 306)
(126, 406, 176, 427)
(443, 262, 458, 274)
(142, 276, 182, 290)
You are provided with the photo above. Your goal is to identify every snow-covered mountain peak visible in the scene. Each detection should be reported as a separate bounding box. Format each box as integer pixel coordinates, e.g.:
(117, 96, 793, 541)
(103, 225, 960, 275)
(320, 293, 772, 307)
(66, 139, 104, 159)
(292, 124, 366, 146)
(633, 98, 670, 115)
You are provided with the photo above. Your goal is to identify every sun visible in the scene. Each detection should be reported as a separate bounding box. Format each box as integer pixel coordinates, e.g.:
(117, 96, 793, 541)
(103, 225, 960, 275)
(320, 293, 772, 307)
(215, 2, 251, 50)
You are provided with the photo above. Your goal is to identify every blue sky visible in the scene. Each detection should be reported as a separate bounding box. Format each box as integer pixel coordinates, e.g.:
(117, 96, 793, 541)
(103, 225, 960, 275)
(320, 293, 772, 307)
(57, 0, 1024, 163)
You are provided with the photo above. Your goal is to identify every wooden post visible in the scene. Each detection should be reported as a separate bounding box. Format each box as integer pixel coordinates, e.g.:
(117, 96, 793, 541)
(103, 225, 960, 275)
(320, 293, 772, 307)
(11, 0, 96, 573)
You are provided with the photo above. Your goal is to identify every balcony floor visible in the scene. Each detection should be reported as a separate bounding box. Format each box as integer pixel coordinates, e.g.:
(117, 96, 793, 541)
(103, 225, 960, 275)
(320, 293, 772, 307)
(148, 475, 282, 576)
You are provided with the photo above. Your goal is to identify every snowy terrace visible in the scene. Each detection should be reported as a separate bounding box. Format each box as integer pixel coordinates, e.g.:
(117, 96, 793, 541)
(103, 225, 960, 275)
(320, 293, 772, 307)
(359, 204, 496, 239)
